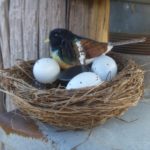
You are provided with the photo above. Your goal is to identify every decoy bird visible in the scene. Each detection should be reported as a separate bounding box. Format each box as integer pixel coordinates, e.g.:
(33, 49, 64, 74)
(46, 28, 146, 69)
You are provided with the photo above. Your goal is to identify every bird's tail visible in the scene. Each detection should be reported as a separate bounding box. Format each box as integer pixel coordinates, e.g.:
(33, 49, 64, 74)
(109, 37, 146, 47)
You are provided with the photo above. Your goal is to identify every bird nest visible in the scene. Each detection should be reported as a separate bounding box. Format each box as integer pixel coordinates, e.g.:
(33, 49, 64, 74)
(0, 53, 144, 130)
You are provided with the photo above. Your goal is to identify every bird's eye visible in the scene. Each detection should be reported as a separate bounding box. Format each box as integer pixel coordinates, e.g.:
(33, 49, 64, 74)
(54, 33, 59, 37)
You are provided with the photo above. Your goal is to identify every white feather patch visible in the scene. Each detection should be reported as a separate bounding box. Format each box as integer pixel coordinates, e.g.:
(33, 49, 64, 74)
(104, 44, 114, 54)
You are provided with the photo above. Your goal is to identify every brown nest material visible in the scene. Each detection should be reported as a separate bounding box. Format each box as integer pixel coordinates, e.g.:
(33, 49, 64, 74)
(0, 53, 144, 130)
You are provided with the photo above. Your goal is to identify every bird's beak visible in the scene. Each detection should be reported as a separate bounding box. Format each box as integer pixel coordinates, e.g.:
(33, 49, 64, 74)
(44, 38, 50, 43)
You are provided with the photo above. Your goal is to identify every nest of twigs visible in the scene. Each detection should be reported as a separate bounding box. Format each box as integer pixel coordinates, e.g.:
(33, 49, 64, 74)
(0, 53, 144, 130)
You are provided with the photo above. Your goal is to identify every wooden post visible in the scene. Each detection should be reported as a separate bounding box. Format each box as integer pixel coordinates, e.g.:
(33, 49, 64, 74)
(0, 47, 5, 150)
(68, 0, 110, 42)
(0, 0, 9, 132)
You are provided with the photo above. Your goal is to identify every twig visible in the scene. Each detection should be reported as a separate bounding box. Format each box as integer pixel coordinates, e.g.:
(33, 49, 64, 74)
(115, 117, 138, 123)
(71, 128, 93, 150)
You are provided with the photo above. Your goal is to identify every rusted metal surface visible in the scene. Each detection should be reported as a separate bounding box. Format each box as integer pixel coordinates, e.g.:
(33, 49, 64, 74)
(0, 111, 61, 150)
(0, 111, 44, 139)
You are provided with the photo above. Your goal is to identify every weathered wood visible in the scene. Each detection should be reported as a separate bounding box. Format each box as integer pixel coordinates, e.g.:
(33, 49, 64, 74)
(0, 49, 5, 113)
(0, 16, 5, 113)
(7, 0, 26, 112)
(22, 0, 39, 60)
(0, 0, 68, 114)
(39, 0, 66, 57)
(0, 41, 5, 150)
(0, 0, 10, 68)
(0, 0, 14, 116)
(9, 0, 24, 66)
(0, 1, 9, 148)
(68, 0, 110, 42)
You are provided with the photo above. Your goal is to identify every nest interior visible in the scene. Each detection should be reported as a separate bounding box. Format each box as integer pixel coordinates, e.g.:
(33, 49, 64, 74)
(0, 53, 144, 130)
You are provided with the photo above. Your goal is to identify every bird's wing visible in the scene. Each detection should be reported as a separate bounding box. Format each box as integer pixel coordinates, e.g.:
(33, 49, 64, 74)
(80, 39, 108, 58)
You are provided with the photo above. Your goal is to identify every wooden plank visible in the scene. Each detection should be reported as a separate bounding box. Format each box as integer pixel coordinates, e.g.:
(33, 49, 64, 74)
(0, 38, 5, 150)
(0, 0, 14, 116)
(68, 0, 110, 42)
(67, 0, 90, 37)
(22, 0, 39, 60)
(0, 1, 6, 113)
(0, 48, 5, 113)
(89, 0, 110, 42)
(6, 0, 25, 112)
(39, 0, 66, 57)
(110, 32, 150, 55)
(0, 0, 10, 68)
(0, 110, 44, 139)
(9, 0, 24, 66)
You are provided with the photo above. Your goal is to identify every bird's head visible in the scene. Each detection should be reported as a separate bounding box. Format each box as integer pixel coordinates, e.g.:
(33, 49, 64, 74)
(49, 28, 78, 67)
(49, 28, 75, 49)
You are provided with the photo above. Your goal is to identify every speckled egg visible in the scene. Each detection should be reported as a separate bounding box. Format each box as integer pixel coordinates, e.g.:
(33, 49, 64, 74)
(66, 72, 103, 90)
(91, 55, 118, 81)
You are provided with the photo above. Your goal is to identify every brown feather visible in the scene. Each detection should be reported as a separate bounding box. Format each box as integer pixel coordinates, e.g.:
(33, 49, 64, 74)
(80, 39, 107, 58)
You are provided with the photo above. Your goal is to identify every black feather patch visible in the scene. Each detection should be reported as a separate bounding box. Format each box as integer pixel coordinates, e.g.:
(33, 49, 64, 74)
(59, 39, 77, 64)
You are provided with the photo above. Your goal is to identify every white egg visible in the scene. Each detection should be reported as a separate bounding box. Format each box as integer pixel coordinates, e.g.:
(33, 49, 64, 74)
(33, 58, 60, 84)
(91, 55, 117, 81)
(66, 72, 103, 90)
